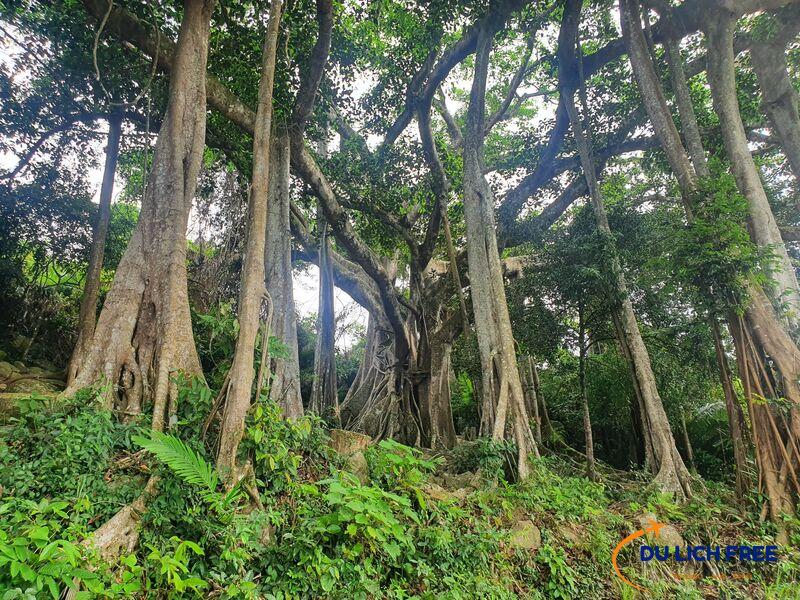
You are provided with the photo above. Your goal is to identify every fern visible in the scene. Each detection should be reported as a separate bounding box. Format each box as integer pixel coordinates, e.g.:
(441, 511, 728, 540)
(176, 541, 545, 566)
(133, 431, 241, 512)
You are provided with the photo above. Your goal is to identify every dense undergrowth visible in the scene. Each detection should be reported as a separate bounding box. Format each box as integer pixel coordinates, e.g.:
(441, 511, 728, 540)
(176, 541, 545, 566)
(0, 384, 798, 599)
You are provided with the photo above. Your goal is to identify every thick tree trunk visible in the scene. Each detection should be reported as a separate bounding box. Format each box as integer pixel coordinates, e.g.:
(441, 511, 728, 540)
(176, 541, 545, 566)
(67, 111, 123, 386)
(264, 127, 303, 418)
(463, 27, 536, 480)
(418, 338, 457, 449)
(310, 215, 338, 421)
(750, 36, 800, 183)
(63, 0, 214, 433)
(217, 0, 282, 478)
(416, 293, 460, 449)
(706, 11, 800, 322)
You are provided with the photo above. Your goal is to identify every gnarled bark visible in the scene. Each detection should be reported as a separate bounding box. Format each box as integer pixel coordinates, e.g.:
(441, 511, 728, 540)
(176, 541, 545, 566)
(339, 311, 400, 439)
(265, 127, 303, 418)
(63, 0, 215, 434)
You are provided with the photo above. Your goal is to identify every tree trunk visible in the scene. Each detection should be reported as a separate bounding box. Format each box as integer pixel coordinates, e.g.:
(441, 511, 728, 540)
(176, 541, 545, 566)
(67, 111, 123, 386)
(565, 4, 692, 498)
(750, 35, 800, 183)
(264, 127, 303, 419)
(523, 356, 542, 445)
(679, 409, 697, 475)
(706, 11, 800, 322)
(416, 293, 460, 449)
(63, 0, 215, 433)
(310, 213, 338, 421)
(578, 304, 597, 480)
(711, 317, 750, 500)
(529, 357, 554, 443)
(339, 312, 400, 439)
(462, 26, 536, 480)
(663, 36, 710, 179)
(217, 0, 282, 478)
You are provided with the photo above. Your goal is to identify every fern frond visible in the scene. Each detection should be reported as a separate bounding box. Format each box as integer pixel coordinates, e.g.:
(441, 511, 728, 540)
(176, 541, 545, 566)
(134, 431, 219, 494)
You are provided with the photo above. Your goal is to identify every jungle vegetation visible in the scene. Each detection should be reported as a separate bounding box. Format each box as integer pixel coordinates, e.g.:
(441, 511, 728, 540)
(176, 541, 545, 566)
(1, 0, 800, 596)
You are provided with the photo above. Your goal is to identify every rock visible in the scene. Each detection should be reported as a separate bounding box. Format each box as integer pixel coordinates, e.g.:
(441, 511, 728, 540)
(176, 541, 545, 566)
(328, 429, 371, 455)
(638, 514, 698, 576)
(7, 378, 61, 393)
(327, 430, 372, 484)
(508, 520, 541, 550)
(28, 366, 46, 376)
(423, 482, 469, 503)
(12, 361, 26, 372)
(638, 514, 684, 548)
(348, 451, 370, 484)
(0, 392, 58, 421)
(442, 471, 482, 490)
(559, 523, 582, 547)
(0, 361, 16, 379)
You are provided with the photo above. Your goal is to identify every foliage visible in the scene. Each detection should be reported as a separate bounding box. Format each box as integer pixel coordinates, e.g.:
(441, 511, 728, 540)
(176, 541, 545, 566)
(145, 536, 207, 597)
(0, 390, 144, 521)
(451, 438, 516, 480)
(658, 168, 767, 315)
(134, 431, 243, 516)
(243, 398, 330, 495)
(450, 372, 479, 433)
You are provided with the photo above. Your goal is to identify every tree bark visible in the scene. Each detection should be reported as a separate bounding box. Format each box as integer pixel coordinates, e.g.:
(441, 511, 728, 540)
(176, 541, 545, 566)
(264, 127, 303, 419)
(705, 10, 800, 323)
(63, 0, 215, 433)
(339, 311, 400, 439)
(67, 111, 123, 386)
(523, 356, 542, 445)
(310, 216, 339, 421)
(217, 0, 282, 478)
(680, 409, 697, 475)
(462, 25, 537, 480)
(750, 33, 800, 183)
(663, 35, 710, 179)
(578, 304, 597, 480)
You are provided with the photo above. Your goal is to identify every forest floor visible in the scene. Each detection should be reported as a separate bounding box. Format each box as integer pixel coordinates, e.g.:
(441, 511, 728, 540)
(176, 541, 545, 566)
(0, 373, 797, 599)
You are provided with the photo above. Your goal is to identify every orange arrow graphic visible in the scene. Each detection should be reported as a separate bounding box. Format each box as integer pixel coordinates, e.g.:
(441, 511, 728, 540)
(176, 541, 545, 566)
(612, 519, 665, 592)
